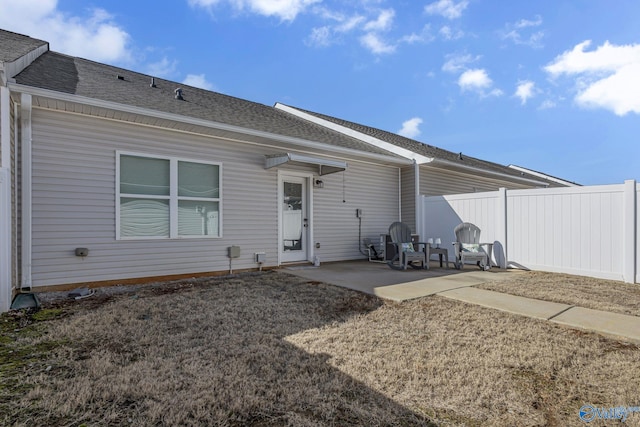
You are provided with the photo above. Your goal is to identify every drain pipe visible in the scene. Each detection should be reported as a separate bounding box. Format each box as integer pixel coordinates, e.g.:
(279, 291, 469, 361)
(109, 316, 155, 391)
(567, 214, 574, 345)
(228, 246, 240, 274)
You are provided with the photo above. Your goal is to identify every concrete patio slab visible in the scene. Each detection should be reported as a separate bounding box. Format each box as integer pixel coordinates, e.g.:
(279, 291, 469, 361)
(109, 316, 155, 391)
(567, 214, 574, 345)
(284, 260, 521, 300)
(437, 287, 573, 320)
(551, 307, 640, 343)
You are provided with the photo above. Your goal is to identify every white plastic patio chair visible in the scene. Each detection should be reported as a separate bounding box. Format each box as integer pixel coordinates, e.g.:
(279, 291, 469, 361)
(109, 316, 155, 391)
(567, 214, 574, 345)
(387, 222, 430, 270)
(452, 222, 493, 270)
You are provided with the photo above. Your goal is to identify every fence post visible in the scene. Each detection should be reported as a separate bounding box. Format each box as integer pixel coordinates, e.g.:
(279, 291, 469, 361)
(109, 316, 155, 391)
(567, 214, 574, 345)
(623, 180, 637, 284)
(494, 188, 508, 268)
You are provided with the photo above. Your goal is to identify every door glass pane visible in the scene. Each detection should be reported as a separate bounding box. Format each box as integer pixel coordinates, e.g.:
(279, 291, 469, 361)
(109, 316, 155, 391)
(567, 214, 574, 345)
(178, 200, 219, 236)
(120, 155, 170, 196)
(120, 198, 169, 237)
(283, 182, 303, 251)
(178, 161, 219, 198)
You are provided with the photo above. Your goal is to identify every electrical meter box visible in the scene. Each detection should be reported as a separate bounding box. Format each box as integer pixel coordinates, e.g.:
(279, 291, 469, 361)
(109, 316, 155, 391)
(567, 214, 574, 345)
(228, 246, 241, 258)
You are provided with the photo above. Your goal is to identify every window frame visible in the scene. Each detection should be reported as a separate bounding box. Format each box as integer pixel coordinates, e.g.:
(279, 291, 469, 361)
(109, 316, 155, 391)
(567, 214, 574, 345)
(116, 151, 222, 240)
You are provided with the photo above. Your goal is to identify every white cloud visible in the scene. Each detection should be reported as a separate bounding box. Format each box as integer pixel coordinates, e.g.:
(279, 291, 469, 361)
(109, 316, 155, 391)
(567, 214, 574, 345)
(514, 15, 543, 29)
(400, 25, 435, 44)
(398, 117, 423, 139)
(458, 69, 491, 90)
(500, 15, 544, 48)
(146, 57, 178, 78)
(359, 33, 396, 54)
(545, 40, 640, 115)
(424, 0, 469, 19)
(183, 74, 215, 90)
(336, 15, 366, 33)
(458, 69, 503, 97)
(439, 25, 464, 40)
(514, 80, 535, 105)
(306, 26, 332, 47)
(538, 100, 556, 110)
(442, 53, 478, 73)
(0, 0, 132, 63)
(363, 9, 395, 32)
(575, 63, 640, 115)
(189, 0, 320, 21)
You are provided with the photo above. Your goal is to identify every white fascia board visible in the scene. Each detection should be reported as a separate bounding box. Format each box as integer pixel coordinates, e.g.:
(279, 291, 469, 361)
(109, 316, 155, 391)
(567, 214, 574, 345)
(275, 103, 434, 165)
(508, 164, 580, 187)
(8, 83, 411, 167)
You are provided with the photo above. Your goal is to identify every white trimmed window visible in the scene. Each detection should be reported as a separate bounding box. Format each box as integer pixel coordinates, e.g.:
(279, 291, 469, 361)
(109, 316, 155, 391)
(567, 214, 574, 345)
(117, 152, 221, 239)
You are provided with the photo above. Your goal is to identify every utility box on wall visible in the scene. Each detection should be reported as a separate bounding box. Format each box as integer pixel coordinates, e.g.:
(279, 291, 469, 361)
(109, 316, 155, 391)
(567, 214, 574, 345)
(228, 246, 241, 258)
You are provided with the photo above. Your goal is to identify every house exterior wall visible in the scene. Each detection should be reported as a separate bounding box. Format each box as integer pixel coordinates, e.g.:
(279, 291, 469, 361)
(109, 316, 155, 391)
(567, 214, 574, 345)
(28, 108, 399, 288)
(400, 166, 415, 231)
(313, 161, 399, 263)
(420, 164, 533, 196)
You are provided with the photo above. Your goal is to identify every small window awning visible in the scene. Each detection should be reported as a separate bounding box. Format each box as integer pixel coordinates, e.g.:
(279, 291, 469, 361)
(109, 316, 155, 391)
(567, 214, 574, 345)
(265, 153, 347, 175)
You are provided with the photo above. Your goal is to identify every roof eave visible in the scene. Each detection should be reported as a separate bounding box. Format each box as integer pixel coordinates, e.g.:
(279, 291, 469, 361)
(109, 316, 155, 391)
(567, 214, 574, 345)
(275, 103, 434, 164)
(8, 82, 412, 167)
(430, 158, 552, 187)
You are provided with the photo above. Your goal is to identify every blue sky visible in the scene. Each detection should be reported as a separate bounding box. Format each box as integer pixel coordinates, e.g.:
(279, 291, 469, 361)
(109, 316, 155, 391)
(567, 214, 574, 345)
(2, 0, 639, 185)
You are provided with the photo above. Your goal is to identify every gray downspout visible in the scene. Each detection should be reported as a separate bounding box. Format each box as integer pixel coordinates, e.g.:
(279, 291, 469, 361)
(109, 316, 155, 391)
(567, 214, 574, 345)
(414, 160, 421, 238)
(0, 86, 12, 311)
(20, 93, 32, 290)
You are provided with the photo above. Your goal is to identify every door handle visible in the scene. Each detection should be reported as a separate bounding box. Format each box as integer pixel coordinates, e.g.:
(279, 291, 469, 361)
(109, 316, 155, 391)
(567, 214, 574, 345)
(303, 218, 308, 228)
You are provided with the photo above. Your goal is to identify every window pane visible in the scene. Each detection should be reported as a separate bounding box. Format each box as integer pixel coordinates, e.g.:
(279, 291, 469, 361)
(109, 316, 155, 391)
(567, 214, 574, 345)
(120, 155, 170, 196)
(178, 200, 219, 236)
(120, 198, 169, 237)
(178, 161, 219, 198)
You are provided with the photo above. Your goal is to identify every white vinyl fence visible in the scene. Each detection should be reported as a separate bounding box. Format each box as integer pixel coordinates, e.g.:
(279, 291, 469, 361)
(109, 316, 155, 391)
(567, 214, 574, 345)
(421, 180, 638, 283)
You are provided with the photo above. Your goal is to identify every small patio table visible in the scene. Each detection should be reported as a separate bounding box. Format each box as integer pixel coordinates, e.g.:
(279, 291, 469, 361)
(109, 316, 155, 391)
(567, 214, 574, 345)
(428, 247, 450, 268)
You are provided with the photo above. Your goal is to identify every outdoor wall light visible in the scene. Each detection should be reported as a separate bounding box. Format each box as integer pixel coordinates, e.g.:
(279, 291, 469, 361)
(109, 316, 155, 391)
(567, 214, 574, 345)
(75, 247, 89, 257)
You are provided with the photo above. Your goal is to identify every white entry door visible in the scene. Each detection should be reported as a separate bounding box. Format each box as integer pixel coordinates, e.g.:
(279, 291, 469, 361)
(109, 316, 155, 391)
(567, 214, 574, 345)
(280, 175, 310, 263)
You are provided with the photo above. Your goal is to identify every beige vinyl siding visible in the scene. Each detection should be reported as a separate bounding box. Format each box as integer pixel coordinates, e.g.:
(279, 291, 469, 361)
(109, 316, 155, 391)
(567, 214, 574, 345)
(420, 164, 534, 196)
(29, 109, 402, 287)
(30, 109, 279, 287)
(312, 161, 399, 263)
(400, 166, 415, 231)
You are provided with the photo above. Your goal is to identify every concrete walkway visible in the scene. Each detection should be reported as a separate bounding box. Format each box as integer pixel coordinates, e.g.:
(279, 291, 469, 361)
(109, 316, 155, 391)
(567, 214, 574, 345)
(285, 260, 640, 344)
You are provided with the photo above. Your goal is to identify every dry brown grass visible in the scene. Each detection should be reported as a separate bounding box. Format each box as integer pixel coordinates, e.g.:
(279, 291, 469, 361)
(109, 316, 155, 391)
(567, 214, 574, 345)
(1, 271, 640, 426)
(476, 271, 640, 316)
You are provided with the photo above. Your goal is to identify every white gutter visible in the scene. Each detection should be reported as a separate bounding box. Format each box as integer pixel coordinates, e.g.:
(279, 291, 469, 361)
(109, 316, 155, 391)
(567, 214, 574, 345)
(0, 87, 12, 311)
(8, 83, 411, 167)
(20, 93, 32, 289)
(430, 158, 551, 187)
(274, 103, 434, 165)
(508, 164, 579, 187)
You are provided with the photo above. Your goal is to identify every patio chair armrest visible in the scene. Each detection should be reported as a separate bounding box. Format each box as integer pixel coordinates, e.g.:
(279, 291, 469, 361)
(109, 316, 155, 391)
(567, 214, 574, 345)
(479, 243, 493, 251)
(452, 242, 462, 256)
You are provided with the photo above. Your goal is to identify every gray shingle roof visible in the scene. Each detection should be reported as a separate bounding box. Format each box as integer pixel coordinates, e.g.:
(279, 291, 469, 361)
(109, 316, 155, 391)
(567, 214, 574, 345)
(280, 104, 546, 182)
(0, 30, 47, 63)
(8, 42, 396, 158)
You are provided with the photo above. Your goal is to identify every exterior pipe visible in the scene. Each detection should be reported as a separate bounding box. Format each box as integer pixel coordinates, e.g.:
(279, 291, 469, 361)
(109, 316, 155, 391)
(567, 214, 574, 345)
(20, 93, 32, 289)
(414, 160, 421, 237)
(0, 87, 12, 311)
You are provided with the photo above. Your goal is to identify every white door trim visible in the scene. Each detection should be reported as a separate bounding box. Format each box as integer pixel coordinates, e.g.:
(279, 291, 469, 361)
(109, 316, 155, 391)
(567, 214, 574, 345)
(278, 171, 314, 265)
